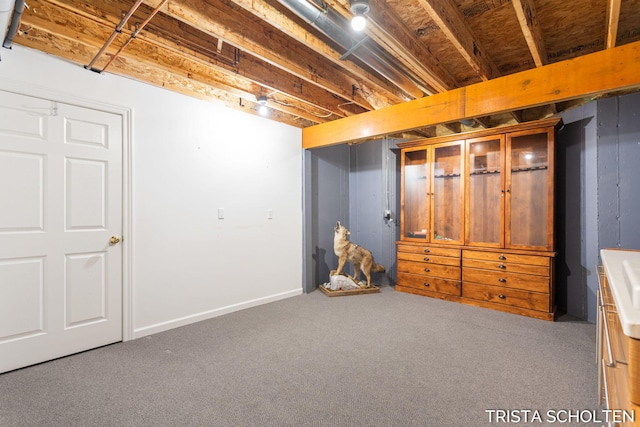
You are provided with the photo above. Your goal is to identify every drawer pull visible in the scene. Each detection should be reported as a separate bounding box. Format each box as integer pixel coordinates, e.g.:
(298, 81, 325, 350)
(424, 248, 430, 253)
(601, 359, 610, 409)
(498, 294, 506, 299)
(424, 256, 430, 261)
(600, 304, 615, 367)
(498, 263, 506, 269)
(498, 278, 506, 283)
(424, 268, 430, 273)
(499, 254, 506, 260)
(424, 283, 430, 287)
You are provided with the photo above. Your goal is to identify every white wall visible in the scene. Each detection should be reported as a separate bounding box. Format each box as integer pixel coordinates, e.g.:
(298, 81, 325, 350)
(0, 46, 303, 338)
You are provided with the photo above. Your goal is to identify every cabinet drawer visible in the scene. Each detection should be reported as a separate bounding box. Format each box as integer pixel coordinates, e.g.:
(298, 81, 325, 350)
(397, 245, 461, 258)
(398, 260, 461, 279)
(397, 272, 461, 296)
(462, 268, 549, 293)
(599, 267, 640, 408)
(462, 258, 549, 276)
(462, 282, 550, 312)
(463, 250, 550, 267)
(398, 252, 460, 266)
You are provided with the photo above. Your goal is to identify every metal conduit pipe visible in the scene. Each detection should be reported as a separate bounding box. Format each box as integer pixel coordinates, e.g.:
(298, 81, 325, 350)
(275, 0, 427, 99)
(3, 0, 26, 49)
(98, 0, 168, 73)
(85, 0, 145, 71)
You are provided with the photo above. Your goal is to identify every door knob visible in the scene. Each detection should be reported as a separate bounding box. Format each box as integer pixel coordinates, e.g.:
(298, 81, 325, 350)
(109, 236, 121, 245)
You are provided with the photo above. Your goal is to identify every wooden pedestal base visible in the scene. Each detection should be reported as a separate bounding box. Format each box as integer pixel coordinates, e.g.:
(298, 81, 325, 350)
(319, 285, 380, 297)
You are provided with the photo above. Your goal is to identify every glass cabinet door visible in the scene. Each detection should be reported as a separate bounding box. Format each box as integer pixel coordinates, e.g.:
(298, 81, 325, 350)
(431, 142, 464, 244)
(466, 136, 504, 247)
(506, 129, 554, 250)
(402, 149, 428, 240)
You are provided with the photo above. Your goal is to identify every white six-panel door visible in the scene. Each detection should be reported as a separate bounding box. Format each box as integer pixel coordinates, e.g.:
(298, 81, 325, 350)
(0, 91, 123, 373)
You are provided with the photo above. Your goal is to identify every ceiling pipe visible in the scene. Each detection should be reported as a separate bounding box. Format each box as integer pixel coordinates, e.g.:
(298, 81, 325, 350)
(275, 0, 427, 100)
(85, 0, 145, 72)
(98, 0, 168, 73)
(2, 0, 25, 49)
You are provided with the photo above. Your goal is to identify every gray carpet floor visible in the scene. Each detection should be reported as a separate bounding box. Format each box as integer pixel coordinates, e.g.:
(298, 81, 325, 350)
(0, 286, 601, 427)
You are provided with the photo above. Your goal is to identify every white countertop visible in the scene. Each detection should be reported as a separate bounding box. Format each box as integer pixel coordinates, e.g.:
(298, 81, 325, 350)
(601, 249, 640, 339)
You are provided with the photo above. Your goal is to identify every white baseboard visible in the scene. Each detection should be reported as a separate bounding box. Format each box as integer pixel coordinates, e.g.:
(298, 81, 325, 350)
(131, 288, 303, 339)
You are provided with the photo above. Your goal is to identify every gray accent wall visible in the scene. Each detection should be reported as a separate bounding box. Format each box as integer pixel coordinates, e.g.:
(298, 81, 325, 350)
(303, 144, 350, 293)
(304, 91, 640, 322)
(558, 91, 640, 322)
(556, 102, 599, 322)
(347, 139, 399, 287)
(303, 139, 400, 293)
(597, 94, 640, 249)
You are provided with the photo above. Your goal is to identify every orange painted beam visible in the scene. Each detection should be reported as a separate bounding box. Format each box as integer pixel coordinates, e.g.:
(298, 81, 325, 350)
(302, 40, 640, 149)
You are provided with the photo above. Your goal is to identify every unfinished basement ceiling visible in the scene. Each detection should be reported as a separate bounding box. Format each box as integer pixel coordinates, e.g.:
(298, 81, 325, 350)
(7, 0, 640, 137)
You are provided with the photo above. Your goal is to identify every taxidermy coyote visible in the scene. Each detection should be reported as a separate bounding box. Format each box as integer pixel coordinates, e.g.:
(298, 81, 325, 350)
(332, 221, 385, 288)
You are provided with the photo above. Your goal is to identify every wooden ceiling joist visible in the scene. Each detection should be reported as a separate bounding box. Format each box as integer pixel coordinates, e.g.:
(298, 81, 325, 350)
(165, 0, 379, 111)
(324, 0, 458, 94)
(227, 0, 409, 105)
(18, 26, 311, 126)
(40, 0, 377, 114)
(512, 0, 548, 67)
(14, 0, 640, 131)
(302, 40, 640, 148)
(18, 2, 322, 126)
(416, 0, 500, 81)
(606, 0, 622, 49)
(21, 0, 361, 122)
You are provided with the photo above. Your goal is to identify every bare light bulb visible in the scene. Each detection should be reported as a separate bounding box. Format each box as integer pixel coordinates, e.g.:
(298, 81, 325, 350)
(350, 0, 369, 32)
(257, 95, 268, 115)
(351, 14, 366, 31)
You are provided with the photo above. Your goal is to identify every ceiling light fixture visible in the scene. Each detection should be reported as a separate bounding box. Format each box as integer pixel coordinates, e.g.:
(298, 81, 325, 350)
(350, 0, 369, 32)
(257, 95, 268, 115)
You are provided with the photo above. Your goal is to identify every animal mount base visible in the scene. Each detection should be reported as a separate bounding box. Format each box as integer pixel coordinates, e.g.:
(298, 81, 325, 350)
(319, 284, 380, 297)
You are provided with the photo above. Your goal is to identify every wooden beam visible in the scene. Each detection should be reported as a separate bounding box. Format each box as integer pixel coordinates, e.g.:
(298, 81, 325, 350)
(606, 0, 622, 49)
(18, 3, 328, 126)
(164, 0, 378, 111)
(324, 0, 458, 94)
(415, 0, 500, 81)
(37, 0, 358, 120)
(509, 111, 524, 124)
(17, 27, 313, 127)
(19, 0, 332, 123)
(302, 40, 640, 148)
(304, 88, 465, 147)
(512, 0, 547, 67)
(227, 0, 410, 105)
(442, 122, 461, 134)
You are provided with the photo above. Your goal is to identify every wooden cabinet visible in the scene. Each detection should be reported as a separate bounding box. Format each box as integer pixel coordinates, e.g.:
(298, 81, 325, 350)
(396, 118, 560, 320)
(397, 244, 461, 297)
(462, 250, 553, 316)
(401, 141, 464, 245)
(465, 126, 555, 251)
(597, 263, 640, 426)
(466, 135, 503, 248)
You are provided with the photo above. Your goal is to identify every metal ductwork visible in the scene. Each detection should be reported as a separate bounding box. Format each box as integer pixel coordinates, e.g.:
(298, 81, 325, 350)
(275, 0, 428, 100)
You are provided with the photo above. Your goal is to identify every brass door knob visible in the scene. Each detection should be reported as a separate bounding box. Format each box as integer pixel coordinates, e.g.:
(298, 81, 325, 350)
(110, 236, 121, 245)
